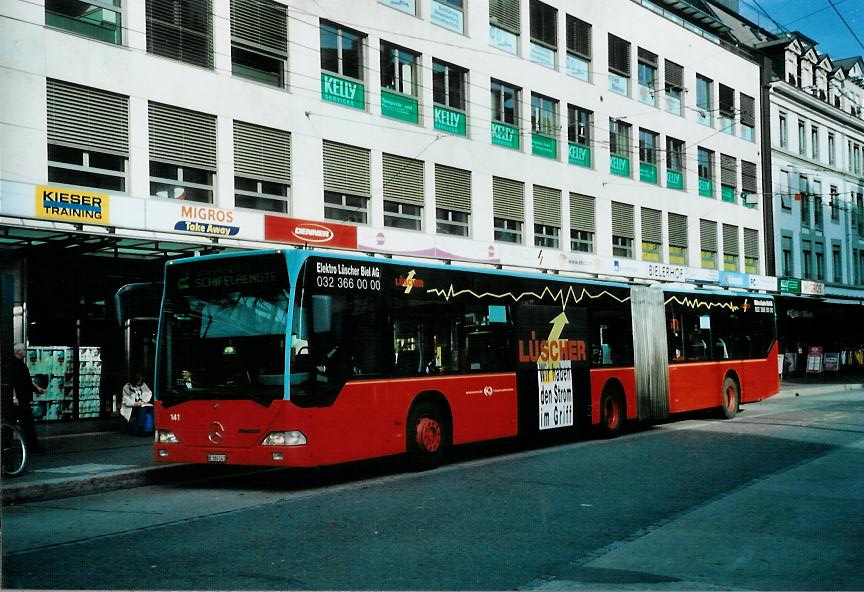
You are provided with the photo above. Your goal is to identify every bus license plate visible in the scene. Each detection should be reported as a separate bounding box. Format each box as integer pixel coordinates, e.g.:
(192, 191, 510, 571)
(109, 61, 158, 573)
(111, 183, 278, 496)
(208, 453, 227, 463)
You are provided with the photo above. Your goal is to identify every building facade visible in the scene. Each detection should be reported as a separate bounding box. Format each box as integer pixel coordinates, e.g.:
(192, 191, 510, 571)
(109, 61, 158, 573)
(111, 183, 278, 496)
(1, 0, 770, 421)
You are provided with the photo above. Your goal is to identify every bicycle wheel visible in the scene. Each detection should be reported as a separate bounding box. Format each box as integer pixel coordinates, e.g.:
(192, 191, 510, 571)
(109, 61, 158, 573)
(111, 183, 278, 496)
(2, 422, 28, 477)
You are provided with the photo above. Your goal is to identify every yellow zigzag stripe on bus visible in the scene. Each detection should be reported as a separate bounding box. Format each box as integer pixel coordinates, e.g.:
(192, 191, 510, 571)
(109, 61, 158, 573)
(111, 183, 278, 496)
(664, 295, 739, 312)
(425, 284, 630, 309)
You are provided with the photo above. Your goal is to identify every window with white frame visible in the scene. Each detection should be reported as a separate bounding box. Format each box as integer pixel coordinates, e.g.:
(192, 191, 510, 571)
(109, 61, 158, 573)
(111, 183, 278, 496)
(230, 0, 287, 87)
(380, 41, 419, 97)
(641, 207, 662, 262)
(146, 0, 213, 69)
(320, 21, 364, 81)
(432, 59, 467, 110)
(533, 185, 561, 248)
(322, 140, 370, 223)
(570, 192, 595, 253)
(608, 34, 631, 96)
(233, 120, 291, 213)
(700, 219, 718, 269)
(47, 79, 129, 192)
(668, 213, 688, 266)
(611, 201, 634, 258)
(148, 102, 216, 203)
(695, 74, 713, 126)
(664, 60, 684, 115)
(637, 48, 657, 106)
(529, 0, 557, 67)
(565, 15, 591, 81)
(435, 164, 471, 236)
(382, 153, 424, 231)
(718, 84, 735, 134)
(46, 0, 122, 44)
(493, 176, 524, 243)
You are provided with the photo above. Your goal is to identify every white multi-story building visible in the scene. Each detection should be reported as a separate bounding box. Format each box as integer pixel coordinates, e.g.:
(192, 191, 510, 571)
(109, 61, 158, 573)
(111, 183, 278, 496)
(0, 0, 769, 420)
(761, 37, 864, 292)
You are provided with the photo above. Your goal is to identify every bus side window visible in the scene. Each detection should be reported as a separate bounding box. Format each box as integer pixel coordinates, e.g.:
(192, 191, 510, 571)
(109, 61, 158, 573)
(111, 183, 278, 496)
(666, 305, 685, 362)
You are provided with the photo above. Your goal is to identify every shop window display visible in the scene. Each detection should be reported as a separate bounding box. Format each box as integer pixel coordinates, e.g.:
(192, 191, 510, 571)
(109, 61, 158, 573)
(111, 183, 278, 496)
(26, 346, 102, 420)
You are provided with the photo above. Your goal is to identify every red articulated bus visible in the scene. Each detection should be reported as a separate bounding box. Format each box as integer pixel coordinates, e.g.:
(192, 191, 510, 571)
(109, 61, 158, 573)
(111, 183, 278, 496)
(153, 249, 779, 468)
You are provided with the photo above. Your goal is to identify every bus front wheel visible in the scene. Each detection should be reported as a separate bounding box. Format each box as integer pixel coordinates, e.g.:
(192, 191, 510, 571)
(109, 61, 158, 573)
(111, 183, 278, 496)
(406, 401, 449, 470)
(720, 376, 740, 419)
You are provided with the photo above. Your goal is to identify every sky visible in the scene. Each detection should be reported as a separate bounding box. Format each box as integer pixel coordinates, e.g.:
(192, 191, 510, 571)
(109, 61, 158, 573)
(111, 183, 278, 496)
(738, 0, 864, 60)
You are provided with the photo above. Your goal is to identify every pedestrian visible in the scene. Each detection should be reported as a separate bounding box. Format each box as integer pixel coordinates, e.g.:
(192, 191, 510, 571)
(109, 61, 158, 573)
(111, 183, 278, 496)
(10, 342, 46, 453)
(120, 373, 154, 435)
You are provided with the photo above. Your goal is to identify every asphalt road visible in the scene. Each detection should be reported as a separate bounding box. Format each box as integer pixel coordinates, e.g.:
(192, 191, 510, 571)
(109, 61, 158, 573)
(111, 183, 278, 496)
(3, 388, 864, 590)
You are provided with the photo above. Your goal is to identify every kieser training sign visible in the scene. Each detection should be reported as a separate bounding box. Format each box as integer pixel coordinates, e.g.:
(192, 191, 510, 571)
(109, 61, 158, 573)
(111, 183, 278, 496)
(35, 186, 110, 224)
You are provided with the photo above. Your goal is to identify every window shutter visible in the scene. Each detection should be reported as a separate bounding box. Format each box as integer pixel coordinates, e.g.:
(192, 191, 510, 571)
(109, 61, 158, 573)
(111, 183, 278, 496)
(569, 192, 595, 232)
(533, 185, 561, 227)
(641, 207, 662, 243)
(719, 84, 735, 116)
(740, 93, 755, 127)
(720, 154, 737, 187)
(700, 219, 717, 251)
(723, 224, 739, 256)
(322, 140, 370, 196)
(146, 0, 213, 69)
(665, 60, 683, 91)
(493, 176, 524, 221)
(435, 164, 471, 213)
(566, 15, 591, 59)
(47, 79, 129, 156)
(611, 201, 634, 238)
(668, 213, 688, 248)
(637, 47, 657, 67)
(233, 120, 291, 184)
(490, 0, 520, 34)
(742, 161, 758, 194)
(148, 102, 216, 170)
(744, 228, 759, 259)
(382, 153, 425, 206)
(529, 0, 557, 47)
(608, 34, 631, 77)
(230, 0, 287, 56)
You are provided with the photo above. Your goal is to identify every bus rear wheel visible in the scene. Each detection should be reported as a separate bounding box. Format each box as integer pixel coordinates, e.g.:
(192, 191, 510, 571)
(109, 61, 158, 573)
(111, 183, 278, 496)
(599, 391, 624, 438)
(406, 401, 449, 470)
(720, 376, 740, 419)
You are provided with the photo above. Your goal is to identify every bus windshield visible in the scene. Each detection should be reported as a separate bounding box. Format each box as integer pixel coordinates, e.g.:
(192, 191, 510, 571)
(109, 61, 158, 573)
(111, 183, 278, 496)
(157, 254, 289, 406)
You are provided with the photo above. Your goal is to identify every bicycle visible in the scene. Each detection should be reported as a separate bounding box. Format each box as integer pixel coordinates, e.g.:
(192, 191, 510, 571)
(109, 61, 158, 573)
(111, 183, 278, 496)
(2, 421, 28, 477)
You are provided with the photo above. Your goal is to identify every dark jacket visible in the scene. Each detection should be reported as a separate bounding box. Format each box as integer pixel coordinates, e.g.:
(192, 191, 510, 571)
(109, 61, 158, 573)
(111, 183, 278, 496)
(11, 357, 35, 404)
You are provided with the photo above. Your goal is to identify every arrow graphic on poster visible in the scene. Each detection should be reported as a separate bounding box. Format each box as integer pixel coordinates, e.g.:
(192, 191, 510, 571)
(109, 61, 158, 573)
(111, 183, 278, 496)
(540, 312, 570, 383)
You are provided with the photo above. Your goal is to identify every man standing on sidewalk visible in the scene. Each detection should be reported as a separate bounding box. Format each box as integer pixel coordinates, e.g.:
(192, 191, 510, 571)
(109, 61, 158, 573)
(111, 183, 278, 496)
(10, 342, 45, 453)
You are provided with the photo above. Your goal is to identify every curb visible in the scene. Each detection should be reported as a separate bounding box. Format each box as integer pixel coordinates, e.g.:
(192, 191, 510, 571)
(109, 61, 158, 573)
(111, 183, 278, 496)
(1, 464, 188, 506)
(779, 383, 864, 397)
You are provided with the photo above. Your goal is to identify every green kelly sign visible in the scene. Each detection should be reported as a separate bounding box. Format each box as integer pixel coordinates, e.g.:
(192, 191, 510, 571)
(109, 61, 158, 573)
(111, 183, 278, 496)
(532, 134, 557, 159)
(434, 105, 467, 136)
(721, 185, 736, 203)
(321, 72, 365, 110)
(568, 143, 591, 167)
(667, 170, 684, 189)
(779, 278, 801, 294)
(381, 90, 418, 124)
(491, 122, 519, 149)
(640, 162, 658, 184)
(699, 178, 714, 197)
(610, 155, 630, 177)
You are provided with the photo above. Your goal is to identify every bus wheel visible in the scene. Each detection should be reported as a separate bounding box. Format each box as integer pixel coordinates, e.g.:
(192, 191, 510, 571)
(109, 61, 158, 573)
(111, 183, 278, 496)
(599, 391, 624, 438)
(721, 376, 740, 419)
(406, 401, 448, 470)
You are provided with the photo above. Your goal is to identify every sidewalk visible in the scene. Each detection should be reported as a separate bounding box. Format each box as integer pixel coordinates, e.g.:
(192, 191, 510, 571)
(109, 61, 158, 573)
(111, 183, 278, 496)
(1, 424, 187, 506)
(3, 379, 863, 506)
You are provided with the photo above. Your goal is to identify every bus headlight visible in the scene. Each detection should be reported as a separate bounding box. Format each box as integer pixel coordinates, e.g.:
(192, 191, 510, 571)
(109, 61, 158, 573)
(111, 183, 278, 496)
(155, 430, 180, 444)
(262, 431, 307, 446)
